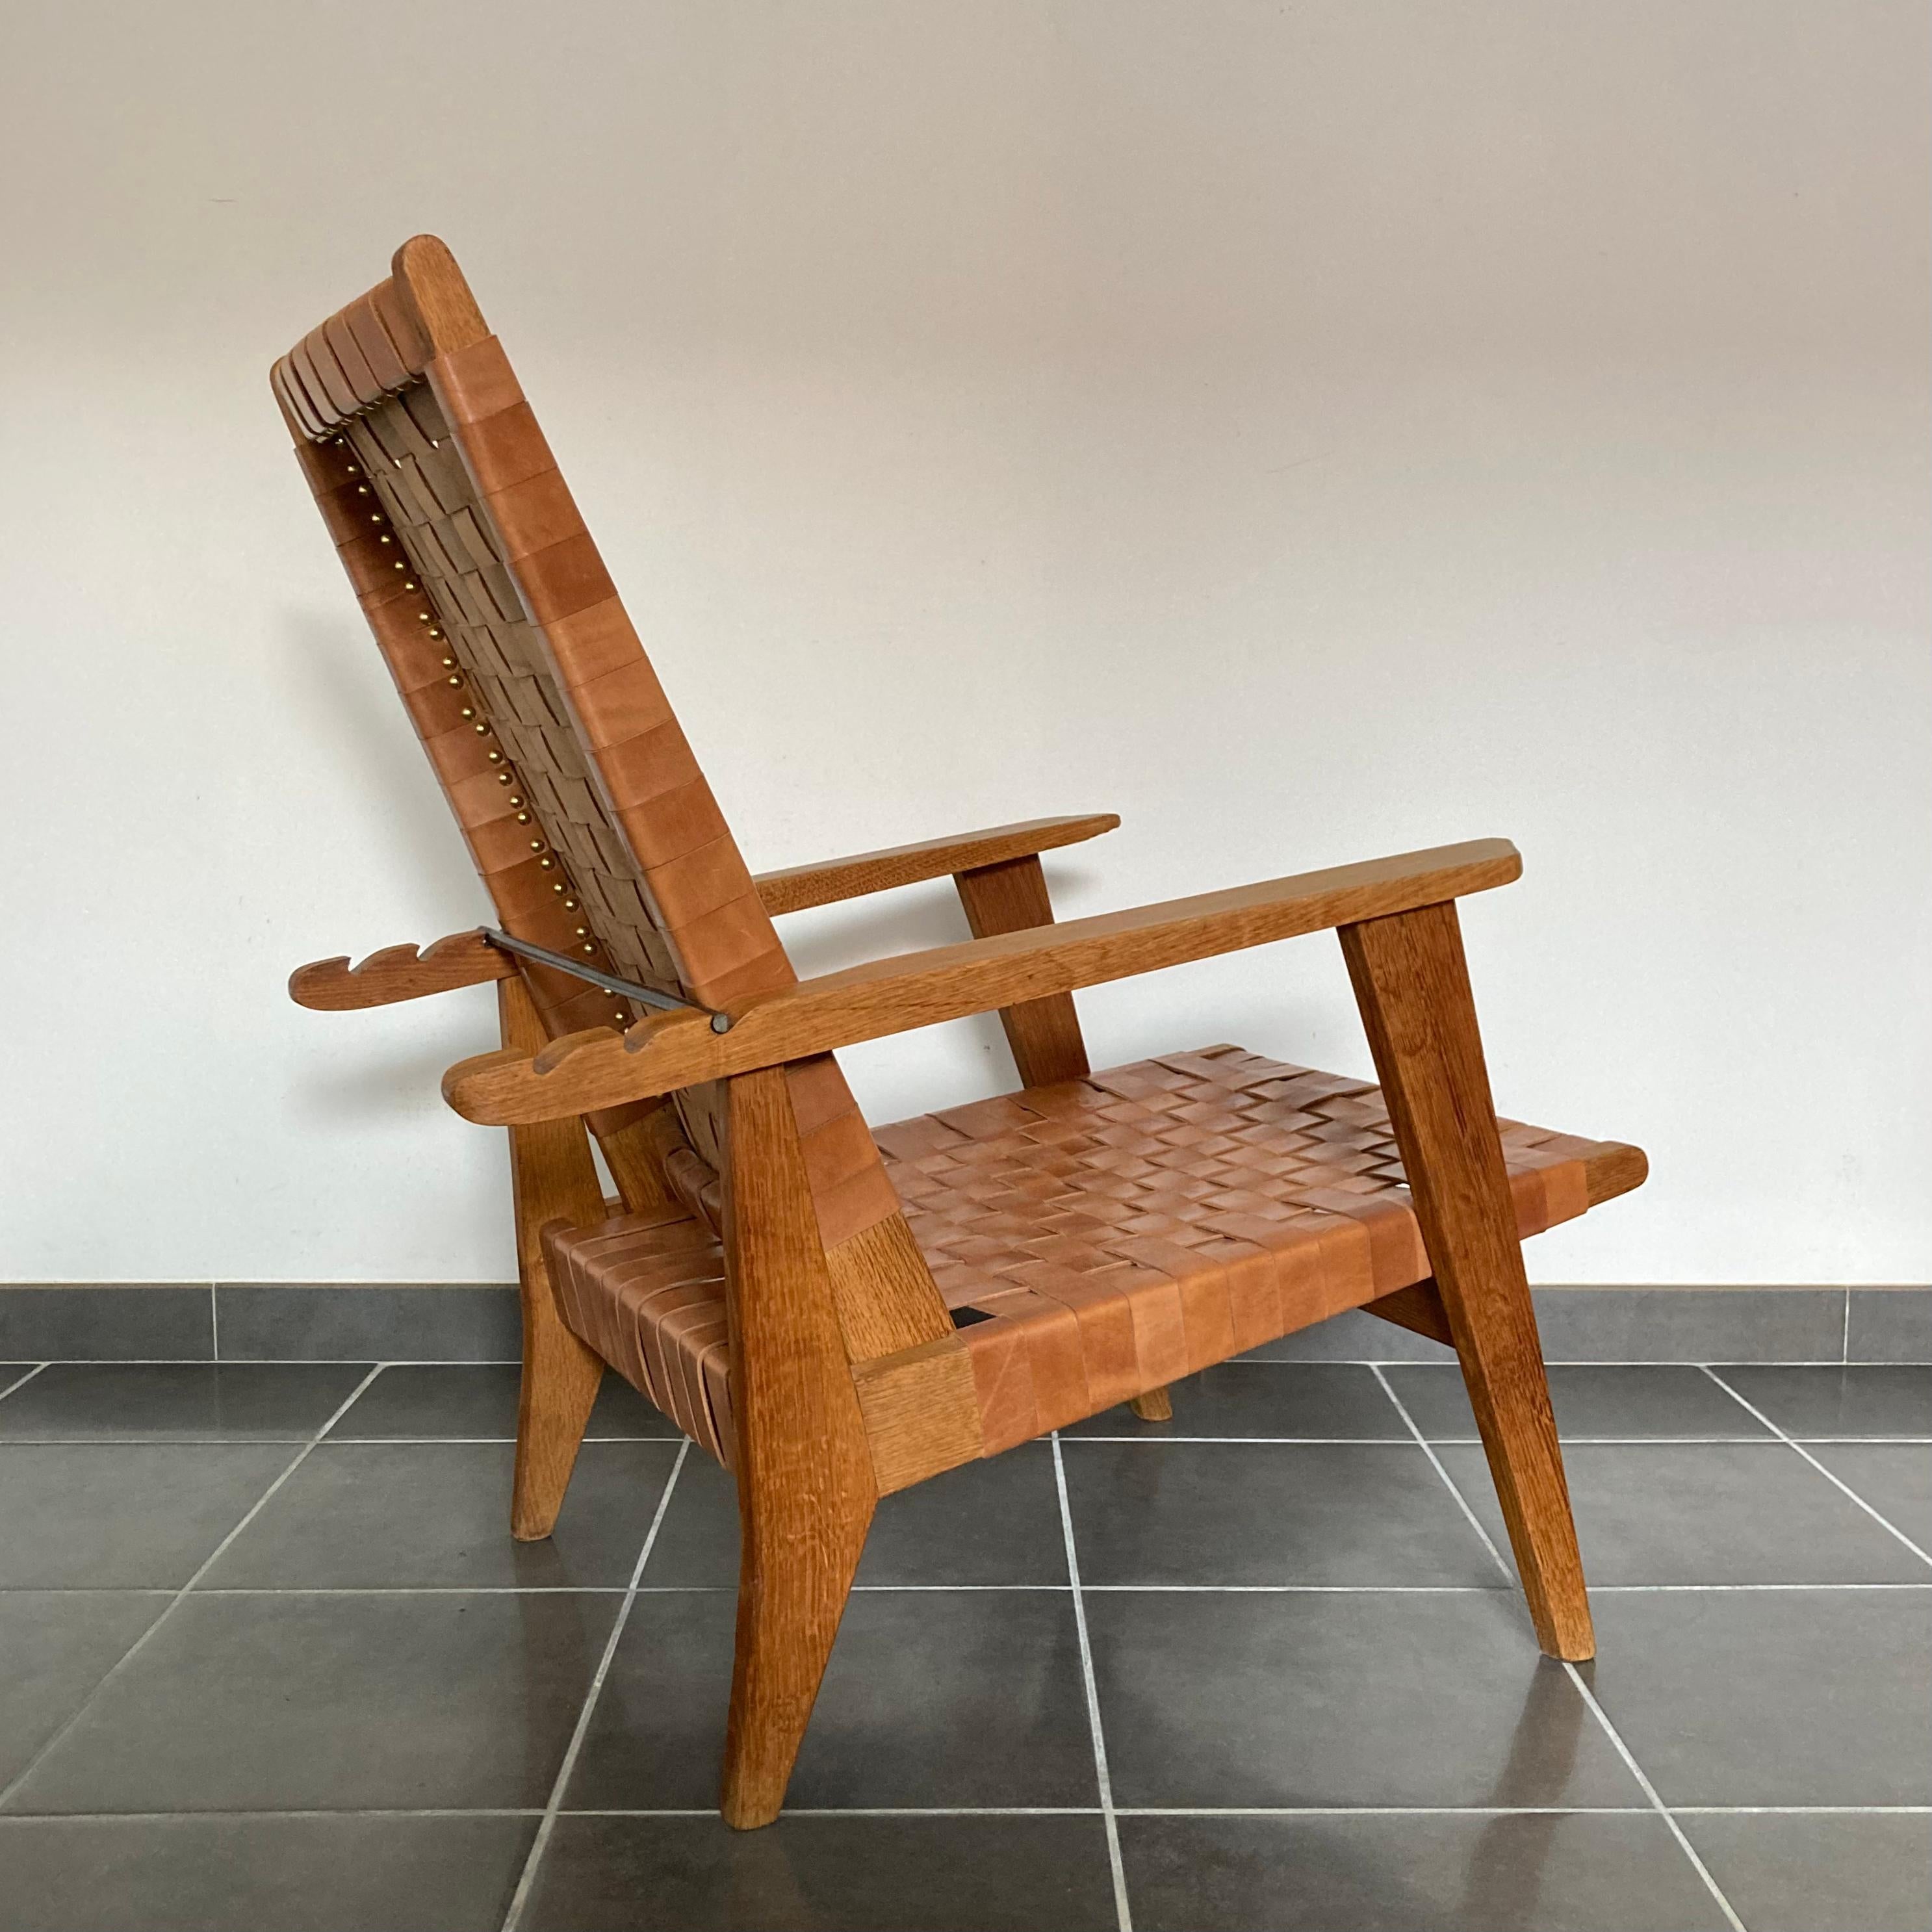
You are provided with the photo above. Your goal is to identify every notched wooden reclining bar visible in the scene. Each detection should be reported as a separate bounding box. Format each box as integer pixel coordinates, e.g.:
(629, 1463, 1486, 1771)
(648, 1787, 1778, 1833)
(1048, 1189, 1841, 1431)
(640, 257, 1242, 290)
(279, 236, 1647, 1831)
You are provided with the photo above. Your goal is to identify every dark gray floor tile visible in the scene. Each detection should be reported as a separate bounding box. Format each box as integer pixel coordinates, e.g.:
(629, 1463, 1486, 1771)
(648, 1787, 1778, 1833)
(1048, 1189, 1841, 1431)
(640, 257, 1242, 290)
(0, 1363, 370, 1441)
(1849, 1288, 1932, 1364)
(524, 1813, 1118, 1932)
(1679, 1811, 1932, 1932)
(0, 1287, 211, 1362)
(1063, 1442, 1502, 1586)
(1064, 1363, 1404, 1439)
(1383, 1364, 1771, 1442)
(1808, 1443, 1932, 1554)
(567, 1588, 1097, 1810)
(647, 1445, 1070, 1588)
(202, 1440, 678, 1589)
(1583, 1590, 1932, 1805)
(8, 1590, 618, 1812)
(215, 1284, 519, 1361)
(330, 1362, 675, 1439)
(1087, 1590, 1642, 1808)
(0, 1593, 167, 1786)
(1437, 1440, 1932, 1584)
(1237, 1308, 1448, 1362)
(1530, 1288, 1846, 1364)
(0, 1444, 297, 1588)
(0, 1812, 539, 1932)
(1714, 1365, 1932, 1439)
(1118, 1810, 1727, 1932)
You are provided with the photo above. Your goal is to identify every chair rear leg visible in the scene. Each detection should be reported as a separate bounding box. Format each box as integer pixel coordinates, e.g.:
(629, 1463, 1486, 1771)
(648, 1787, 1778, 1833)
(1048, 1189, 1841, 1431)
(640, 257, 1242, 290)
(1130, 1387, 1174, 1421)
(720, 1064, 879, 1828)
(500, 975, 610, 1541)
(1340, 903, 1593, 1661)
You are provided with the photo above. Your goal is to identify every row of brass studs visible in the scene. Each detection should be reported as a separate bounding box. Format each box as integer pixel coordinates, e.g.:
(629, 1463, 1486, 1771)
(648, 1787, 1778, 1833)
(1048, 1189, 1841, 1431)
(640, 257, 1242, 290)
(329, 435, 630, 1031)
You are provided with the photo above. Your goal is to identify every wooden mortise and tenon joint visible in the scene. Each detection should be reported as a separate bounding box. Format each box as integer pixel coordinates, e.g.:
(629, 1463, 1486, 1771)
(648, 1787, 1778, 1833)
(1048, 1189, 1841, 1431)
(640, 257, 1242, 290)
(279, 236, 1645, 1829)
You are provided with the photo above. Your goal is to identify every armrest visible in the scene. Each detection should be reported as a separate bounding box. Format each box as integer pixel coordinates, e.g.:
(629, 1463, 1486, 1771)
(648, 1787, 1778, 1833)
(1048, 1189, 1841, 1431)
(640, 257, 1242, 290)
(444, 838, 1520, 1124)
(290, 929, 514, 1010)
(753, 814, 1119, 915)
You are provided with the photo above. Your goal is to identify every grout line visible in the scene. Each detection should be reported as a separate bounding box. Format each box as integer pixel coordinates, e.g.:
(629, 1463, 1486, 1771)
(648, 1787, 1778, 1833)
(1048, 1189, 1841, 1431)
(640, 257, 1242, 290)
(1051, 1434, 1134, 1932)
(5, 1801, 1927, 1824)
(500, 1439, 689, 1932)
(1061, 1433, 1797, 1445)
(0, 1363, 387, 1812)
(6, 1580, 1924, 1601)
(1699, 1369, 1932, 1570)
(209, 1283, 219, 1363)
(0, 1363, 50, 1404)
(1842, 1289, 1851, 1365)
(1559, 1663, 1746, 1931)
(1367, 1367, 1514, 1573)
(1374, 1373, 1745, 1929)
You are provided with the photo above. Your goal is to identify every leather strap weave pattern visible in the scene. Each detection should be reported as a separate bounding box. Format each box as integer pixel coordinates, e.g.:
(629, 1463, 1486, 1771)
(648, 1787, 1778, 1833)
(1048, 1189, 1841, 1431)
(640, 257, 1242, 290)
(547, 1045, 1629, 1465)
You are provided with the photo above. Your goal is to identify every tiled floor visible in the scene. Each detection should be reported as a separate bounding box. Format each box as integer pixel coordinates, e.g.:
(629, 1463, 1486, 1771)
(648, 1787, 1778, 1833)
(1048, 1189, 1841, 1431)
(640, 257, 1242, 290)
(0, 1356, 1926, 1931)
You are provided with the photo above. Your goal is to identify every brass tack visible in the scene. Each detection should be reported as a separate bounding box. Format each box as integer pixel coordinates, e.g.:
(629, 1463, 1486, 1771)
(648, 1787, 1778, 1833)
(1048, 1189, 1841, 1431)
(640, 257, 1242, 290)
(487, 750, 503, 763)
(345, 464, 358, 475)
(355, 485, 370, 496)
(562, 897, 579, 910)
(441, 657, 456, 668)
(460, 706, 476, 721)
(403, 579, 418, 590)
(538, 857, 555, 870)
(507, 793, 523, 807)
(515, 811, 530, 823)
(369, 514, 383, 524)
(418, 612, 431, 623)
(574, 927, 589, 938)
(530, 839, 545, 852)
(333, 437, 346, 447)
(552, 882, 566, 894)
(496, 771, 513, 784)
(581, 944, 597, 957)
(378, 535, 393, 545)
(426, 628, 442, 639)
(474, 723, 489, 735)
(446, 675, 461, 687)
(392, 561, 406, 572)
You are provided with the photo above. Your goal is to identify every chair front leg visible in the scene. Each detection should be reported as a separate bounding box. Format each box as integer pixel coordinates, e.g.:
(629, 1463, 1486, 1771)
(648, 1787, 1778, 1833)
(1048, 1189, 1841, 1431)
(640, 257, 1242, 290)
(500, 973, 609, 1541)
(1339, 901, 1593, 1661)
(721, 1063, 878, 1829)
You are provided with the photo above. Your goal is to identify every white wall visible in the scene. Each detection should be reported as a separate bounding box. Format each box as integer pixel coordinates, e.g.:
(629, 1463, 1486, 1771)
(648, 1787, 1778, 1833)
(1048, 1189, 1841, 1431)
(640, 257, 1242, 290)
(2, 1, 1924, 1285)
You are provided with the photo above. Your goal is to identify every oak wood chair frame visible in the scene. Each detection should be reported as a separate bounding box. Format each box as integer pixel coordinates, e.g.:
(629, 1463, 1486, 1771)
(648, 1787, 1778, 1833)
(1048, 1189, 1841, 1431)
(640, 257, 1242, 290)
(278, 238, 1645, 1830)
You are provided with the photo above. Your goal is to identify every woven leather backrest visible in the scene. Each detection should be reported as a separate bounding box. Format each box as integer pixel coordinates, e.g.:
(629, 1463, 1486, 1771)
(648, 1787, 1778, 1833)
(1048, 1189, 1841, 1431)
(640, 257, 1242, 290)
(271, 240, 903, 1230)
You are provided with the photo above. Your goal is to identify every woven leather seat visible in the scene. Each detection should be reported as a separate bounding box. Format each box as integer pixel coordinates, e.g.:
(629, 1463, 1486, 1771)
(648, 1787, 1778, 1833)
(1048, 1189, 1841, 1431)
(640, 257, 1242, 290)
(546, 1045, 1641, 1467)
(282, 237, 1646, 1830)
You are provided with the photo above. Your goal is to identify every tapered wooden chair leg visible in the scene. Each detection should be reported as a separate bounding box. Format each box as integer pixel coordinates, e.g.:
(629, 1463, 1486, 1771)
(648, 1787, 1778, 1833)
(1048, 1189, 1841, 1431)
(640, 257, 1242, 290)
(722, 1463, 873, 1829)
(501, 976, 610, 1541)
(1340, 903, 1594, 1661)
(719, 1065, 880, 1829)
(1130, 1387, 1174, 1421)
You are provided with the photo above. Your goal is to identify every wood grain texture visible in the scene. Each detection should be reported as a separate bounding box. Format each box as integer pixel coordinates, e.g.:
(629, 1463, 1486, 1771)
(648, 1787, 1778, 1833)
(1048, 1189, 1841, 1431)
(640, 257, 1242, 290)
(719, 1065, 877, 1829)
(1128, 1387, 1175, 1423)
(391, 235, 489, 356)
(444, 839, 1524, 1126)
(953, 853, 1090, 1088)
(755, 814, 1118, 916)
(823, 1213, 955, 1363)
(289, 929, 513, 1010)
(593, 1106, 684, 1218)
(851, 1335, 986, 1494)
(499, 973, 610, 1541)
(1339, 901, 1593, 1660)
(1363, 1278, 1456, 1346)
